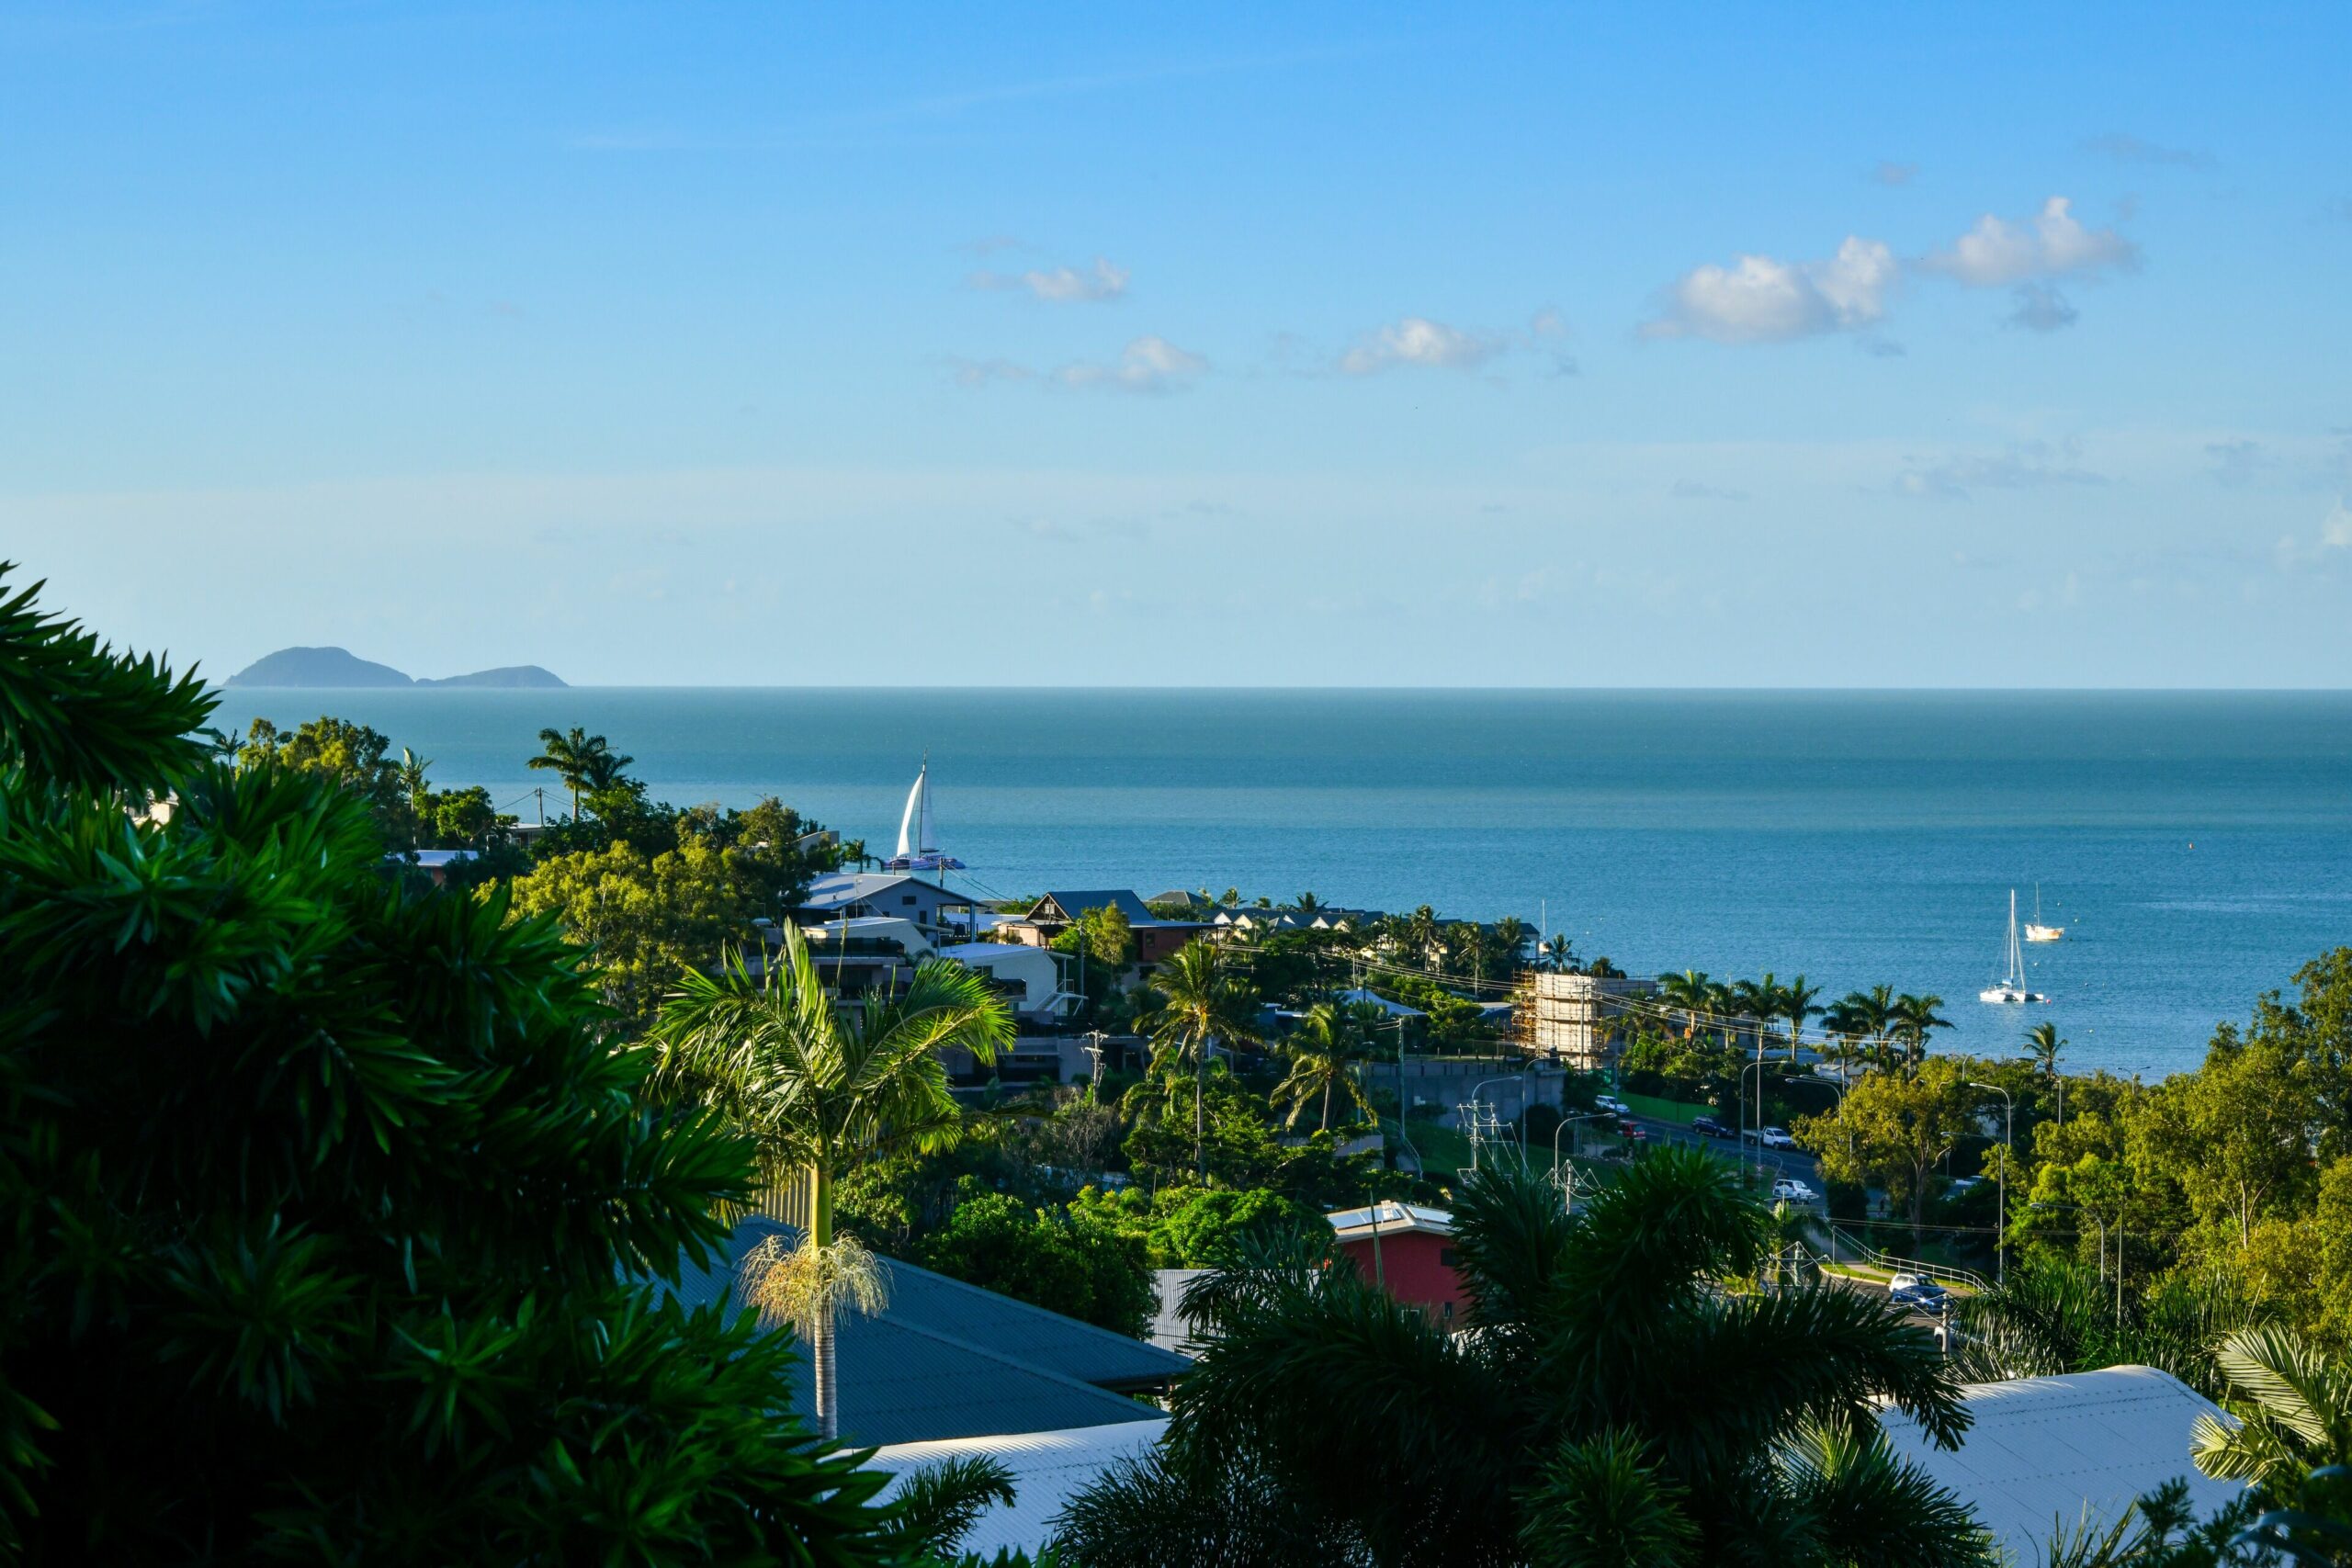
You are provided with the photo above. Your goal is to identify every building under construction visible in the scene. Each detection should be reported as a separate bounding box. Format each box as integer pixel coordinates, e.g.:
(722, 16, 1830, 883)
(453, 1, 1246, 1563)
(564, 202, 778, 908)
(1523, 970, 1658, 1071)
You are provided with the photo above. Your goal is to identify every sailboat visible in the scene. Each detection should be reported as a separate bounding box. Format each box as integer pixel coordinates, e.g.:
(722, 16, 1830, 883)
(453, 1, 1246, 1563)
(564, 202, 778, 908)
(2024, 884, 2064, 943)
(1979, 889, 2049, 1005)
(883, 757, 965, 873)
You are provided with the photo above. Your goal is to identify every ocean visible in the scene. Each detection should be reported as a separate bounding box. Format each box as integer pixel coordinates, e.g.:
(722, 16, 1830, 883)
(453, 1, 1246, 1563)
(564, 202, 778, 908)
(204, 688, 2352, 1081)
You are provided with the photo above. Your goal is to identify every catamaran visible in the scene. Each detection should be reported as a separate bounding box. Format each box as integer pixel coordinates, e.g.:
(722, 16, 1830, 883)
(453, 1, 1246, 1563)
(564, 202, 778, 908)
(1980, 889, 2049, 1005)
(2024, 884, 2064, 943)
(883, 757, 965, 873)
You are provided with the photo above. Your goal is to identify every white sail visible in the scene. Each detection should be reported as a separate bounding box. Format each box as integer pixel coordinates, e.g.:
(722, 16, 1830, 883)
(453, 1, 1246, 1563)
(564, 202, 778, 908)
(894, 764, 926, 862)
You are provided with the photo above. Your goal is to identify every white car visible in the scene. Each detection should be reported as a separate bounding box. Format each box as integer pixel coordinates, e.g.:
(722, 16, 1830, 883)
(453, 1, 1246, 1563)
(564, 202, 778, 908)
(1747, 1124, 1796, 1149)
(1594, 1096, 1631, 1117)
(1770, 1178, 1816, 1203)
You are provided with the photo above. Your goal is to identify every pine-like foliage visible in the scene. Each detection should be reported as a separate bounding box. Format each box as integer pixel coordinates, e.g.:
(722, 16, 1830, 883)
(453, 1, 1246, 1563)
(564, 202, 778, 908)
(0, 570, 902, 1562)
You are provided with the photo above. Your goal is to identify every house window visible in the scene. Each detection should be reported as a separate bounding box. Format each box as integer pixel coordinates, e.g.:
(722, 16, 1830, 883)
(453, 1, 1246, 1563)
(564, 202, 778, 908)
(1441, 1300, 1454, 1323)
(902, 895, 918, 906)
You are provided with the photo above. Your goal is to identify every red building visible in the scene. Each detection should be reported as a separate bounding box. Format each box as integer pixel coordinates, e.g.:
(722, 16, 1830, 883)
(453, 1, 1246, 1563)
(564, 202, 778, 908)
(1327, 1203, 1469, 1328)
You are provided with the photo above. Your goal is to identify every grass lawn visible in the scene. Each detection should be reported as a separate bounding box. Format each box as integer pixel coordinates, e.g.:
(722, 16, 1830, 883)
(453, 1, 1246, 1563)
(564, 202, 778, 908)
(1621, 1091, 1712, 1126)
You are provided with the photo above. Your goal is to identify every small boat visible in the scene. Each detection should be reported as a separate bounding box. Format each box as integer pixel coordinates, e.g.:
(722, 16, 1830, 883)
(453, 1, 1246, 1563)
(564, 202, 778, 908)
(883, 757, 965, 873)
(1980, 889, 2050, 1005)
(2023, 884, 2064, 943)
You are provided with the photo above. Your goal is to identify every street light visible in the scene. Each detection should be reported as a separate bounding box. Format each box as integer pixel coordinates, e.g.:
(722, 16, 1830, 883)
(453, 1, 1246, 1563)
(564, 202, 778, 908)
(1739, 1060, 1770, 1177)
(1967, 1080, 2015, 1286)
(1553, 1110, 1614, 1182)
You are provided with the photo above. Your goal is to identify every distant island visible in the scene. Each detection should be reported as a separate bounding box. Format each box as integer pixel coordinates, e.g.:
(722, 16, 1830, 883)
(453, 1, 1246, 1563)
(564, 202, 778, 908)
(223, 647, 567, 690)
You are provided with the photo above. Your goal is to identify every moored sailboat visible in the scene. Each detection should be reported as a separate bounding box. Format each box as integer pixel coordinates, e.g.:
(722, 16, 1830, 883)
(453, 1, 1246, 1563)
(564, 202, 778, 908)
(2024, 884, 2064, 943)
(1980, 889, 2049, 1005)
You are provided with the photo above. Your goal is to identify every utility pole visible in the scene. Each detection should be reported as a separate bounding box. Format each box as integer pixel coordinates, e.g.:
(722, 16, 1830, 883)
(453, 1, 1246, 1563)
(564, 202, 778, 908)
(1968, 1081, 2014, 1287)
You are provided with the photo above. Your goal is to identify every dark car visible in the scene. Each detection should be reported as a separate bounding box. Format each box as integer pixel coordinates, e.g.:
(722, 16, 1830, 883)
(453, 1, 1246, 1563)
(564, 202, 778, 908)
(1691, 1115, 1734, 1139)
(1888, 1278, 1951, 1316)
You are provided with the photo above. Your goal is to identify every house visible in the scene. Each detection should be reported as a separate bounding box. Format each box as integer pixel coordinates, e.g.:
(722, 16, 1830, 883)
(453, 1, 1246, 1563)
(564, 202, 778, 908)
(997, 890, 1206, 966)
(1147, 1269, 1211, 1355)
(658, 1216, 1189, 1449)
(790, 873, 988, 946)
(383, 848, 478, 886)
(1327, 1202, 1469, 1327)
(866, 1418, 1168, 1561)
(936, 941, 1072, 1021)
(803, 916, 934, 961)
(1874, 1366, 2245, 1562)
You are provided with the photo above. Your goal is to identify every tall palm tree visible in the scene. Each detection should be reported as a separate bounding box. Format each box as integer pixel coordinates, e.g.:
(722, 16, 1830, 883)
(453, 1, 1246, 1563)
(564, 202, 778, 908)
(1061, 1151, 1990, 1566)
(1537, 932, 1576, 972)
(1657, 969, 1713, 1040)
(1734, 975, 1776, 1058)
(2023, 1021, 2066, 1084)
(1403, 905, 1442, 966)
(650, 927, 1012, 1438)
(1295, 890, 1323, 912)
(1491, 916, 1533, 976)
(1271, 1002, 1374, 1133)
(2193, 1325, 2352, 1500)
(1781, 976, 1821, 1065)
(527, 726, 631, 820)
(1889, 993, 1952, 1073)
(1138, 940, 1264, 1180)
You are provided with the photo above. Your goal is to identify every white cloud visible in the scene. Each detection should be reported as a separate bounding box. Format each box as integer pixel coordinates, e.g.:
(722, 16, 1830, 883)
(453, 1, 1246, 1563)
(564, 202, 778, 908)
(967, 256, 1130, 302)
(1339, 317, 1507, 374)
(1645, 236, 1897, 344)
(1055, 335, 1206, 393)
(1924, 197, 2137, 288)
(1871, 161, 1918, 186)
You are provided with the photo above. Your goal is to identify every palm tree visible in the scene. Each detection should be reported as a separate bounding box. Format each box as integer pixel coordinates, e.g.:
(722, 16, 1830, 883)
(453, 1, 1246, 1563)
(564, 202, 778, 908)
(2193, 1325, 2352, 1500)
(1403, 904, 1442, 965)
(2023, 1021, 2066, 1084)
(1734, 975, 1775, 1058)
(1138, 940, 1264, 1180)
(1889, 993, 1952, 1073)
(1491, 916, 1533, 976)
(1537, 932, 1576, 972)
(1657, 969, 1713, 1040)
(396, 747, 433, 848)
(1781, 976, 1821, 1065)
(527, 726, 631, 820)
(650, 927, 1012, 1438)
(1271, 1002, 1374, 1133)
(1838, 984, 1897, 1071)
(1295, 891, 1323, 912)
(1060, 1151, 1991, 1566)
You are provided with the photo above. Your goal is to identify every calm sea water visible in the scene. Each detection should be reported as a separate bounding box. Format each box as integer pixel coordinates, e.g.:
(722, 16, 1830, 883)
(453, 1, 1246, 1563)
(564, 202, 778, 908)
(206, 688, 2352, 1080)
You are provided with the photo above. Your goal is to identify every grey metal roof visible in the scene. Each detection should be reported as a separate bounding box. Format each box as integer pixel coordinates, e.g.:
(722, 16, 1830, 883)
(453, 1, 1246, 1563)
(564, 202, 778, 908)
(654, 1218, 1187, 1448)
(799, 873, 974, 910)
(1148, 1269, 1210, 1355)
(1875, 1366, 2245, 1560)
(867, 1419, 1169, 1560)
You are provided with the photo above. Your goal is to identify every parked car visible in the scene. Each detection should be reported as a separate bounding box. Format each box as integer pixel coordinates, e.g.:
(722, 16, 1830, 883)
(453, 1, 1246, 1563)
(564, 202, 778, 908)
(1887, 1273, 1951, 1315)
(1691, 1115, 1733, 1139)
(1594, 1096, 1631, 1117)
(1754, 1125, 1796, 1150)
(1770, 1178, 1817, 1203)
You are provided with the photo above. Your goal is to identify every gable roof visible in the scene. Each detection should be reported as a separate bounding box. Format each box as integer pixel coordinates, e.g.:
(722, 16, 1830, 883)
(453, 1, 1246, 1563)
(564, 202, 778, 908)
(1029, 890, 1199, 930)
(1875, 1366, 2244, 1560)
(868, 1419, 1169, 1561)
(652, 1218, 1188, 1448)
(1327, 1201, 1454, 1243)
(799, 873, 974, 911)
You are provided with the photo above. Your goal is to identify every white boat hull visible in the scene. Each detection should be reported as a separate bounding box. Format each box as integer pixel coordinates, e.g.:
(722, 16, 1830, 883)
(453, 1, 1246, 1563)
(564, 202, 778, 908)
(2024, 924, 2064, 943)
(1978, 985, 2048, 1005)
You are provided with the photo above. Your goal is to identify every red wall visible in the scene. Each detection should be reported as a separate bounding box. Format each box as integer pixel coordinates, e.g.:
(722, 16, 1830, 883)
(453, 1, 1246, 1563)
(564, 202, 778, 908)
(1336, 1231, 1468, 1326)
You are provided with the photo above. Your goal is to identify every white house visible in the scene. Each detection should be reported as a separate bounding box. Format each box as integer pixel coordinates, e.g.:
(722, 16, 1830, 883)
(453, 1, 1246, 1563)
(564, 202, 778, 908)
(936, 942, 1072, 1021)
(791, 873, 987, 946)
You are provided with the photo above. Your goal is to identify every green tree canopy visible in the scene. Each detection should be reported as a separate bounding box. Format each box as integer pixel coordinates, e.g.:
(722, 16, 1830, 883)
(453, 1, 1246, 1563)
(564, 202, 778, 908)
(0, 566, 899, 1562)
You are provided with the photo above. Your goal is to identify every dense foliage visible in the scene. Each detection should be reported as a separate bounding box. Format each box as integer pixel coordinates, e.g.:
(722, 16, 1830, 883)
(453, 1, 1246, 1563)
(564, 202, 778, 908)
(0, 565, 908, 1562)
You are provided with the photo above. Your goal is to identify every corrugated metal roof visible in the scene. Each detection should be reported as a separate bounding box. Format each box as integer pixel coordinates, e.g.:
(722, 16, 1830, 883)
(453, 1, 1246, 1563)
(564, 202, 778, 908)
(867, 1418, 1168, 1559)
(1035, 890, 1197, 930)
(1327, 1201, 1453, 1241)
(653, 1219, 1187, 1448)
(1148, 1269, 1210, 1354)
(1876, 1365, 2245, 1559)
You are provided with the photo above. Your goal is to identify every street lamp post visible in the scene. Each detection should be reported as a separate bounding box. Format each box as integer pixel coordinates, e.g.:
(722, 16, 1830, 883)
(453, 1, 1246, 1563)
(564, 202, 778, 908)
(1967, 1080, 2015, 1286)
(1469, 1068, 1536, 1172)
(1552, 1110, 1614, 1183)
(1739, 1060, 1770, 1178)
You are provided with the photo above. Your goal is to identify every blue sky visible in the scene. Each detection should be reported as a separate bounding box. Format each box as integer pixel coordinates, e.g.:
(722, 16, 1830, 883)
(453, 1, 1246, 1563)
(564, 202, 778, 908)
(5, 2, 2349, 685)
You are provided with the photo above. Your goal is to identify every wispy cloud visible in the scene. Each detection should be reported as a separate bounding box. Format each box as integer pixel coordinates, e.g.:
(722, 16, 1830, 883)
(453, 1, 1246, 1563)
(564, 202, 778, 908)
(1338, 317, 1507, 374)
(1055, 336, 1206, 394)
(968, 256, 1130, 302)
(1870, 161, 1918, 186)
(2274, 500, 2352, 568)
(1895, 440, 2105, 500)
(2083, 132, 2210, 169)
(1671, 480, 1750, 502)
(1644, 237, 1897, 344)
(2206, 439, 2268, 488)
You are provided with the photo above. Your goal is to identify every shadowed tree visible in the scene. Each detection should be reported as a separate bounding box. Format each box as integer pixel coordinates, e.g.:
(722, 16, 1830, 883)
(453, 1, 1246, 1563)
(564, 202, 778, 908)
(1891, 992, 1951, 1074)
(1271, 1001, 1375, 1133)
(1781, 976, 1822, 1065)
(651, 927, 1012, 1438)
(1057, 1149, 1990, 1567)
(1657, 970, 1713, 1041)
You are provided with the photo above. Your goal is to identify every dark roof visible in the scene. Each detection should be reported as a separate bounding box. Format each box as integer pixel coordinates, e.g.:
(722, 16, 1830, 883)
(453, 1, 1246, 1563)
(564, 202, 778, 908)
(1031, 890, 1202, 931)
(653, 1218, 1188, 1448)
